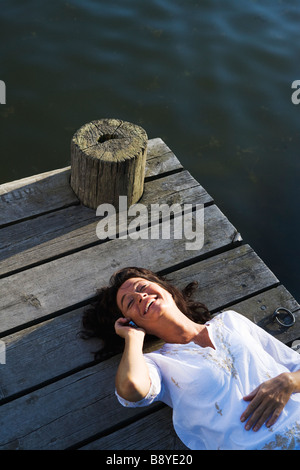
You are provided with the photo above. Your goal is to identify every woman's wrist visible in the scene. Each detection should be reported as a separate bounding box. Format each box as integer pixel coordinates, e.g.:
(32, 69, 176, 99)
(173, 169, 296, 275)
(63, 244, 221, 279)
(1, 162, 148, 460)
(125, 328, 145, 347)
(285, 371, 300, 394)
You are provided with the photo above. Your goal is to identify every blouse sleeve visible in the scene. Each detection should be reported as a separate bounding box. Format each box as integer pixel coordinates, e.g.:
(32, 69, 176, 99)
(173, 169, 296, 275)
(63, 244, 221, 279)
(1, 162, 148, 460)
(225, 310, 300, 372)
(115, 355, 163, 408)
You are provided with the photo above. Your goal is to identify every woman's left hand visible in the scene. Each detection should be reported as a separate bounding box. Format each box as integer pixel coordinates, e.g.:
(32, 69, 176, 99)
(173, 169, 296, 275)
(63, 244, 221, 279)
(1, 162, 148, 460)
(240, 372, 295, 432)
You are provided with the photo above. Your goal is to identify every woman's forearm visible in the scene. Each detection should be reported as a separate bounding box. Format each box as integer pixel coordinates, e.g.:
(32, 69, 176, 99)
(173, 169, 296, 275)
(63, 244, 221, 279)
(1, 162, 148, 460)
(115, 332, 151, 402)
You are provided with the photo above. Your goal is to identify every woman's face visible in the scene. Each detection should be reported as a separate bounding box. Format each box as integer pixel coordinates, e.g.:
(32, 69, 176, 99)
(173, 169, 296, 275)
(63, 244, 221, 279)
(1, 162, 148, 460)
(116, 277, 176, 330)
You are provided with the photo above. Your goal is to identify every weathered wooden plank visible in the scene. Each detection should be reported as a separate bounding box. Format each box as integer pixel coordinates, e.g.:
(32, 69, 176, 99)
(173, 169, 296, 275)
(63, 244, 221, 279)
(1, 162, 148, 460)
(168, 244, 279, 311)
(0, 204, 95, 275)
(80, 407, 187, 450)
(0, 138, 182, 227)
(0, 357, 158, 450)
(227, 285, 300, 345)
(145, 138, 183, 178)
(0, 168, 78, 227)
(0, 170, 212, 277)
(0, 204, 240, 334)
(0, 307, 98, 401)
(1, 245, 294, 402)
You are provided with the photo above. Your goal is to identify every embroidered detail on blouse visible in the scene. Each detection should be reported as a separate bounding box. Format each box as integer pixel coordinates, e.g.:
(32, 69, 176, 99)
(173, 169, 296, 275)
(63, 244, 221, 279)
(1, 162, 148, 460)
(171, 377, 180, 388)
(160, 317, 238, 379)
(160, 316, 238, 379)
(210, 316, 238, 379)
(215, 402, 223, 416)
(262, 422, 300, 450)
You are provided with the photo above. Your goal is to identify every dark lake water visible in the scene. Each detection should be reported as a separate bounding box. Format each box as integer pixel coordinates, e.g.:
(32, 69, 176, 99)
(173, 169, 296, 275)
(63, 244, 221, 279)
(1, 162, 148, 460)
(1, 0, 300, 301)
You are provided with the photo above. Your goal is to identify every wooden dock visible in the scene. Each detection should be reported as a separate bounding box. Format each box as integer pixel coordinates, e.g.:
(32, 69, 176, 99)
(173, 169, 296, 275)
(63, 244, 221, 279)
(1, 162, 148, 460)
(0, 137, 299, 450)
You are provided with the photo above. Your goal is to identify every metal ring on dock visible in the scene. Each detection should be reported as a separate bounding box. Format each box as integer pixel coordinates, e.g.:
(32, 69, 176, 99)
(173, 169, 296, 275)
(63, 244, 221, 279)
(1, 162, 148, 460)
(272, 307, 296, 327)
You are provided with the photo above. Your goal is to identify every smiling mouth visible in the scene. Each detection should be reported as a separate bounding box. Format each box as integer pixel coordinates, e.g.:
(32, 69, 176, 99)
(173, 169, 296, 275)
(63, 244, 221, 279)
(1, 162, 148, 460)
(144, 298, 157, 315)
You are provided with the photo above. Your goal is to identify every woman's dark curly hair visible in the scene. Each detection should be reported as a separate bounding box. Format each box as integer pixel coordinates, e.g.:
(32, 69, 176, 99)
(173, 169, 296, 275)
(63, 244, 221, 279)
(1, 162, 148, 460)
(82, 267, 210, 360)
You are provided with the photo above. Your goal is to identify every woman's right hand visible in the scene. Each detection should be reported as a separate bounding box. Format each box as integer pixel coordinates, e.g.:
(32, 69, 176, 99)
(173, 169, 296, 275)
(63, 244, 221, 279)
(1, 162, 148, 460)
(114, 317, 146, 340)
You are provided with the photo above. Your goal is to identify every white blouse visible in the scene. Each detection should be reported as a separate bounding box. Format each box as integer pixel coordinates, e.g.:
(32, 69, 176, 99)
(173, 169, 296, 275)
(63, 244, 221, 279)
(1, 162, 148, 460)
(116, 310, 300, 450)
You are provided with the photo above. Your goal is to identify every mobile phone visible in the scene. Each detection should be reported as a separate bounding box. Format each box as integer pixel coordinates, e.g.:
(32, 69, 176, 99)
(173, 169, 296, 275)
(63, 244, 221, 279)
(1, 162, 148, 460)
(128, 320, 138, 329)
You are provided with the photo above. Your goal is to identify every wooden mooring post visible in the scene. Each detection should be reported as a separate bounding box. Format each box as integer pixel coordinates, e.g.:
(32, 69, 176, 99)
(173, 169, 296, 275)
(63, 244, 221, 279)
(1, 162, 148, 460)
(0, 120, 299, 450)
(70, 119, 148, 209)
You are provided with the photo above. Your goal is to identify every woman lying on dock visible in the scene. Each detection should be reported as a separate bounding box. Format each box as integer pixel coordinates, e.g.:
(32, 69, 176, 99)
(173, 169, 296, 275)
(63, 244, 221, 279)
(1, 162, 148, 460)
(83, 267, 300, 450)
